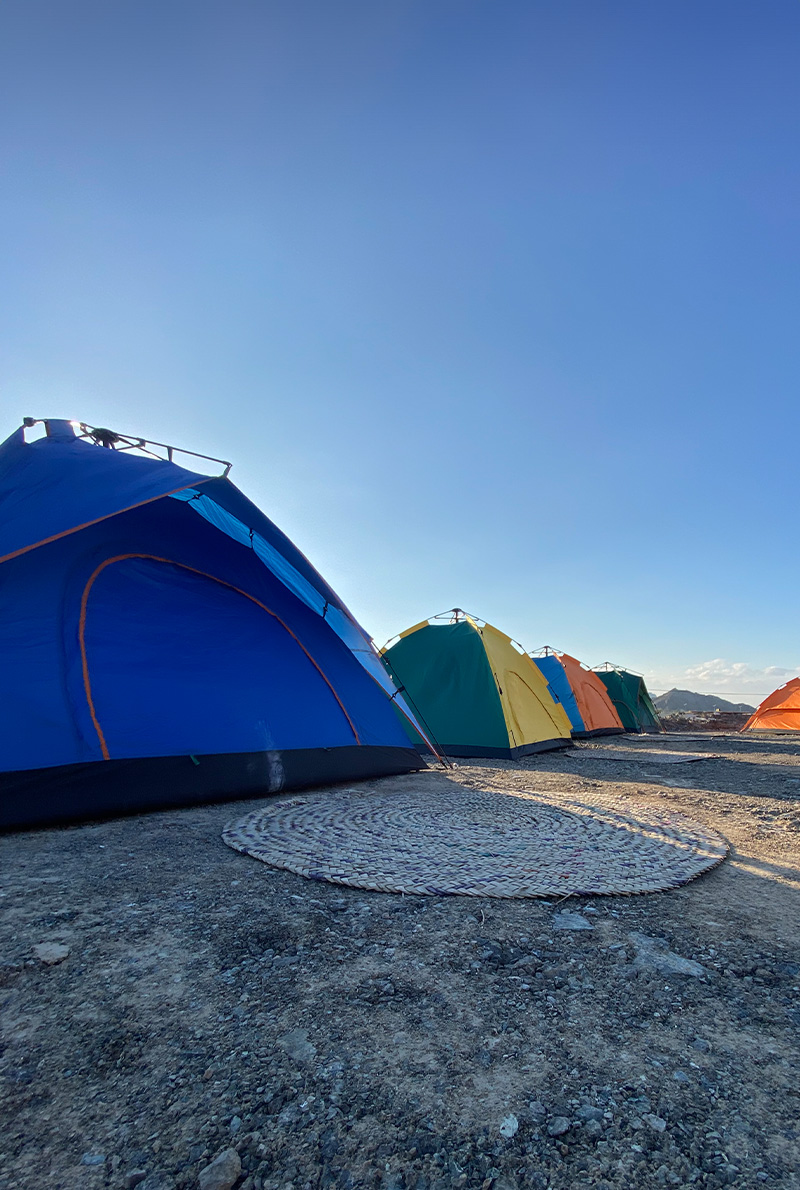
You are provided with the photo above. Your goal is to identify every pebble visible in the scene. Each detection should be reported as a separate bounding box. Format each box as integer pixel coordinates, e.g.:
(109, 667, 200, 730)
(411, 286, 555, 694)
(628, 932, 706, 977)
(198, 1148, 242, 1190)
(552, 911, 593, 931)
(499, 1114, 519, 1138)
(691, 1038, 712, 1053)
(574, 1106, 604, 1122)
(643, 1113, 667, 1133)
(547, 1116, 571, 1136)
(276, 1028, 317, 1063)
(80, 1153, 105, 1165)
(124, 1174, 147, 1190)
(33, 942, 70, 965)
(138, 1175, 176, 1190)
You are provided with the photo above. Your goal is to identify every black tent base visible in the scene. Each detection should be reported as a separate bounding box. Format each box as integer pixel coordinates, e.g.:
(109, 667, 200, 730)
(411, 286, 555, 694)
(0, 745, 425, 831)
(572, 727, 625, 739)
(420, 737, 573, 761)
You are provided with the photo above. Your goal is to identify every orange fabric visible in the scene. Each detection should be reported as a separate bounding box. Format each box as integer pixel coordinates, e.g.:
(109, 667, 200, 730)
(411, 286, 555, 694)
(559, 653, 624, 734)
(743, 677, 800, 731)
(78, 553, 361, 759)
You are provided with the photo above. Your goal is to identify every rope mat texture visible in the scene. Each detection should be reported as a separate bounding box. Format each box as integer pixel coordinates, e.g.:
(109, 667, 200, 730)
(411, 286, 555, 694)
(222, 783, 728, 898)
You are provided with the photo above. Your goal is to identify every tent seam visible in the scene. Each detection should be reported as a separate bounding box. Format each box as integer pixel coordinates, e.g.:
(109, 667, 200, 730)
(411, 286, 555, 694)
(78, 554, 362, 759)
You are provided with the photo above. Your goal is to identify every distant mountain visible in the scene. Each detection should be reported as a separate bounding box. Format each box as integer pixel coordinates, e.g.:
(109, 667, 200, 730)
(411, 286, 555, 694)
(654, 688, 755, 714)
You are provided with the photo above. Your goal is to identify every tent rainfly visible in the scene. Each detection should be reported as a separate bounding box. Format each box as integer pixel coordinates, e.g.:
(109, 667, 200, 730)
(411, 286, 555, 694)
(742, 678, 800, 732)
(381, 611, 573, 758)
(530, 649, 624, 738)
(591, 665, 663, 734)
(0, 419, 427, 829)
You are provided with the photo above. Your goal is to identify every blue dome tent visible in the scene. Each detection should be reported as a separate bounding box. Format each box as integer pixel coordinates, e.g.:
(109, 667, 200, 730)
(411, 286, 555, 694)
(0, 419, 426, 829)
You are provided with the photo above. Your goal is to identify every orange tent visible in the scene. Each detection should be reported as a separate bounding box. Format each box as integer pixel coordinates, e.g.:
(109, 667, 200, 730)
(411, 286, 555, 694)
(742, 677, 800, 732)
(559, 653, 625, 736)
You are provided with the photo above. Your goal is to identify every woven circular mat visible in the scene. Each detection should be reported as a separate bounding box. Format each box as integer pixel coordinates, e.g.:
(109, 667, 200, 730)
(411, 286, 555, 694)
(222, 785, 728, 898)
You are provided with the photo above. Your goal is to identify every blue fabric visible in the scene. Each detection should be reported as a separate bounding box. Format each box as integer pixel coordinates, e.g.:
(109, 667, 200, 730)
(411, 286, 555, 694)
(0, 429, 419, 772)
(84, 558, 359, 756)
(0, 427, 211, 562)
(170, 488, 431, 746)
(531, 656, 586, 734)
(171, 489, 330, 617)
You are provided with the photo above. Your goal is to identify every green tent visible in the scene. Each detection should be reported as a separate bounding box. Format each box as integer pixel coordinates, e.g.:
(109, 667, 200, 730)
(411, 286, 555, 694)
(381, 612, 573, 758)
(592, 666, 663, 734)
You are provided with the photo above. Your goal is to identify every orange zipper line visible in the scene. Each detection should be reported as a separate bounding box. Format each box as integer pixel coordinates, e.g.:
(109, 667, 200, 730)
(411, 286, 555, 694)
(78, 553, 361, 761)
(0, 480, 211, 566)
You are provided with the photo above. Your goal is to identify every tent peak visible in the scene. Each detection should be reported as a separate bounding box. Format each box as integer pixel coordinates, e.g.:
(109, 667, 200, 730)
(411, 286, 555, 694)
(19, 418, 233, 477)
(592, 661, 644, 677)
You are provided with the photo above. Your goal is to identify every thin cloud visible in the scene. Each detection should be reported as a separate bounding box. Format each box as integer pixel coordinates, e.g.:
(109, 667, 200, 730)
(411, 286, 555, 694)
(646, 659, 800, 697)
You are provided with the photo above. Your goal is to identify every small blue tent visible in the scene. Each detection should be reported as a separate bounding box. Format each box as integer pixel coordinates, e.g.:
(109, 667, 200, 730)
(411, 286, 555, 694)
(530, 653, 584, 735)
(0, 419, 425, 828)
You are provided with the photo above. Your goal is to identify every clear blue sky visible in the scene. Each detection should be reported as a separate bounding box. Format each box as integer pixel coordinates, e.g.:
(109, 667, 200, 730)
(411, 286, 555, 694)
(2, 1, 799, 703)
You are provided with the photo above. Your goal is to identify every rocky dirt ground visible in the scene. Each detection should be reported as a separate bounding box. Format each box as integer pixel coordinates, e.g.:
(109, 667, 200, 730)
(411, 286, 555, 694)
(1, 733, 799, 1190)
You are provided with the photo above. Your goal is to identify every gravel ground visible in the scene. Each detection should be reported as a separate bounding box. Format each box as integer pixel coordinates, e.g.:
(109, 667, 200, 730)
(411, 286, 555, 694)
(1, 733, 798, 1190)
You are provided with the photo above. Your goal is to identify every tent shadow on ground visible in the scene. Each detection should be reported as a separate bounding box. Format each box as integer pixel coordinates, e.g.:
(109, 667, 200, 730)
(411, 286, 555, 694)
(507, 752, 800, 802)
(722, 735, 800, 755)
(621, 734, 800, 757)
(672, 735, 800, 756)
(727, 852, 800, 888)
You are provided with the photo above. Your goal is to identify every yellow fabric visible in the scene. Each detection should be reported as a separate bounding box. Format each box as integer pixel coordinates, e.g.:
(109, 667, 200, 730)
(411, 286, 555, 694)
(391, 619, 433, 645)
(479, 622, 573, 748)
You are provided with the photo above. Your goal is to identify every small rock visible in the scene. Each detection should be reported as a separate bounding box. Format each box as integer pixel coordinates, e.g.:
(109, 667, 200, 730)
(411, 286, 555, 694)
(691, 1038, 711, 1053)
(575, 1106, 604, 1122)
(198, 1148, 242, 1190)
(499, 1114, 519, 1138)
(528, 1100, 547, 1122)
(139, 1175, 176, 1190)
(80, 1153, 105, 1166)
(34, 942, 70, 965)
(547, 1116, 571, 1137)
(229, 1115, 242, 1134)
(124, 1174, 147, 1190)
(583, 1120, 603, 1140)
(628, 932, 705, 978)
(643, 1113, 667, 1133)
(673, 1070, 691, 1083)
(552, 911, 593, 931)
(276, 1028, 317, 1063)
(381, 1174, 404, 1190)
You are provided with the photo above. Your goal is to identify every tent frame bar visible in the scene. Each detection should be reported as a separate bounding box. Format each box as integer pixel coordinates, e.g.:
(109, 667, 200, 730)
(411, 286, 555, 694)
(22, 418, 233, 477)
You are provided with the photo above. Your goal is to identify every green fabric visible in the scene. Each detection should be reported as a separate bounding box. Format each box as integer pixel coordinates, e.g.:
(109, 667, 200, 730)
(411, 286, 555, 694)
(636, 684, 662, 732)
(595, 670, 662, 733)
(382, 621, 508, 752)
(595, 671, 639, 732)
